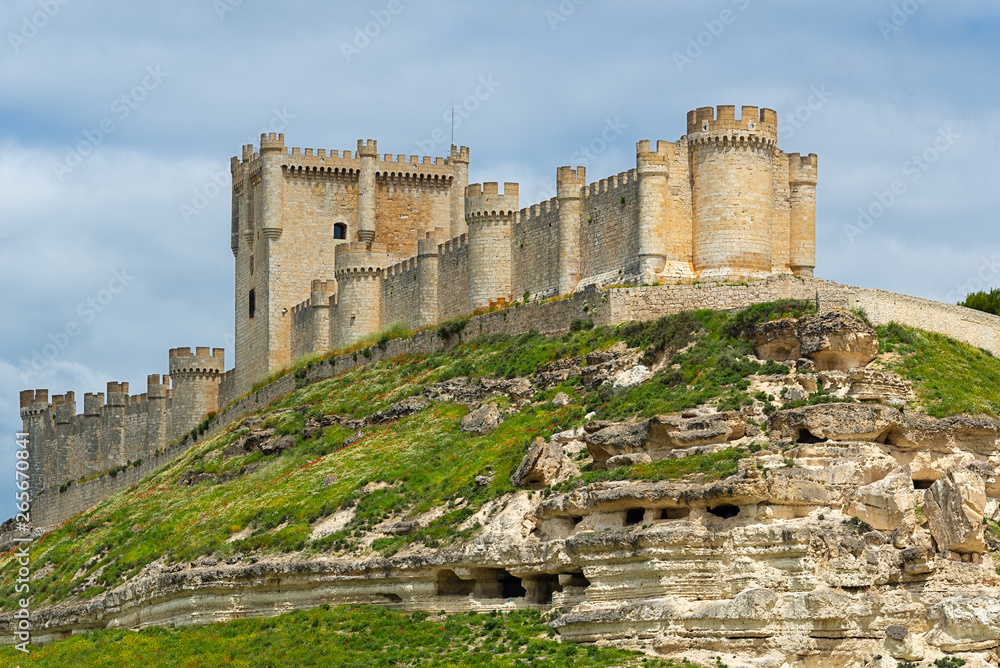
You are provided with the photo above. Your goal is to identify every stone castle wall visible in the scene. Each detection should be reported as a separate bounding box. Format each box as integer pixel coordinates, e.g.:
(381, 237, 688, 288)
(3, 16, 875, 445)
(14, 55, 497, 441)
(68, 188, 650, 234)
(25, 276, 1000, 530)
(232, 106, 817, 394)
(20, 348, 224, 520)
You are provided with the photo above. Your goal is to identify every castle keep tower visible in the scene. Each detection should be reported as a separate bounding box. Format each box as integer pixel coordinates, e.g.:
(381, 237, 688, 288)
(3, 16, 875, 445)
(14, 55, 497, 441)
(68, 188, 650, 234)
(465, 182, 518, 311)
(688, 105, 779, 278)
(230, 133, 471, 394)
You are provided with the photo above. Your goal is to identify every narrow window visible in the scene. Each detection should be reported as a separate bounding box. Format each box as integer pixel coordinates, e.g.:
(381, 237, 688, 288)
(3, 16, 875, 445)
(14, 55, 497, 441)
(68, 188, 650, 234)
(333, 223, 347, 240)
(249, 289, 256, 319)
(249, 255, 254, 276)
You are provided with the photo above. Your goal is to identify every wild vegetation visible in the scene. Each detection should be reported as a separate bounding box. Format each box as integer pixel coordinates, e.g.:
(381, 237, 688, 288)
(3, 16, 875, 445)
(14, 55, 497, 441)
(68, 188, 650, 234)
(959, 288, 1000, 316)
(3, 301, 998, 663)
(0, 606, 698, 667)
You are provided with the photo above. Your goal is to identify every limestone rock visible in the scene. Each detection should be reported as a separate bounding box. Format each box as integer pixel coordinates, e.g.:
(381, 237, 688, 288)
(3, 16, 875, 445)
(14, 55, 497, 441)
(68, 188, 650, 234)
(926, 594, 1000, 652)
(797, 311, 878, 371)
(749, 317, 800, 362)
(553, 392, 570, 406)
(847, 465, 916, 533)
(511, 438, 578, 488)
(845, 368, 914, 406)
(585, 421, 650, 468)
(369, 395, 429, 424)
(924, 468, 987, 554)
(751, 311, 877, 371)
(461, 403, 501, 434)
(178, 469, 216, 486)
(611, 365, 652, 393)
(606, 452, 652, 470)
(769, 403, 898, 442)
(259, 434, 297, 455)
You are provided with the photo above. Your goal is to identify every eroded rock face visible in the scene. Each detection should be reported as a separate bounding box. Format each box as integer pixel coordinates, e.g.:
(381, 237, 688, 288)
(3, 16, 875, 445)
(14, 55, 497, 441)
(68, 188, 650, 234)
(585, 412, 746, 468)
(797, 311, 878, 371)
(847, 465, 916, 532)
(751, 310, 878, 371)
(511, 438, 579, 488)
(461, 403, 502, 434)
(924, 468, 987, 555)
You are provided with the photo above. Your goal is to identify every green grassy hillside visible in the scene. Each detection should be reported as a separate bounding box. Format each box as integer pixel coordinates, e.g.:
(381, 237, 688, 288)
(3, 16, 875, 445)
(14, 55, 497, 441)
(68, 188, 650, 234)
(3, 303, 999, 664)
(0, 605, 696, 667)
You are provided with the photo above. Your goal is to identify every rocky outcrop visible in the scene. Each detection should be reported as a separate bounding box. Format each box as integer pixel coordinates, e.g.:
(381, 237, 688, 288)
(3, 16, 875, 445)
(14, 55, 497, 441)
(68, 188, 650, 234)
(585, 411, 747, 468)
(461, 403, 502, 434)
(847, 465, 916, 532)
(511, 438, 579, 488)
(751, 311, 878, 371)
(925, 468, 988, 555)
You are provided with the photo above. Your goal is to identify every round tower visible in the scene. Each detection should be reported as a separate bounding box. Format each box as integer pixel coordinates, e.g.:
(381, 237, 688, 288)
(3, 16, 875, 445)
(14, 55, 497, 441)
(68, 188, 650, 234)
(357, 139, 378, 244)
(788, 153, 818, 277)
(168, 347, 224, 442)
(448, 145, 471, 240)
(556, 166, 585, 295)
(465, 182, 518, 311)
(334, 241, 388, 346)
(688, 105, 778, 279)
(19, 389, 49, 502)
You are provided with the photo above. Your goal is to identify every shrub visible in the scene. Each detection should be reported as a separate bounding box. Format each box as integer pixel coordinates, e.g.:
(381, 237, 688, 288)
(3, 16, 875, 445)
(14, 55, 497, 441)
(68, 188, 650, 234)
(959, 288, 1000, 315)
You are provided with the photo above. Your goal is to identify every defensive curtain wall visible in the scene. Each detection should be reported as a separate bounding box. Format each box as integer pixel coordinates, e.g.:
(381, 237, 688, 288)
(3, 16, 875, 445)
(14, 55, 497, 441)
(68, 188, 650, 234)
(21, 276, 1000, 529)
(230, 105, 818, 400)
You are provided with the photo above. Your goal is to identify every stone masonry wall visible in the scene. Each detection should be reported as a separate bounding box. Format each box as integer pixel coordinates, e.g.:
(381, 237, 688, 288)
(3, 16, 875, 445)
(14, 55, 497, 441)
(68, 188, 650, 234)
(381, 256, 422, 330)
(512, 199, 561, 300)
(437, 237, 470, 321)
(30, 275, 1000, 529)
(579, 172, 642, 286)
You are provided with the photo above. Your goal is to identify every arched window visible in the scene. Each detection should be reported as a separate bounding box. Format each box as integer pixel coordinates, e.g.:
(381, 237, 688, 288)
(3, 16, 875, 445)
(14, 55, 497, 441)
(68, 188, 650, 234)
(333, 223, 347, 240)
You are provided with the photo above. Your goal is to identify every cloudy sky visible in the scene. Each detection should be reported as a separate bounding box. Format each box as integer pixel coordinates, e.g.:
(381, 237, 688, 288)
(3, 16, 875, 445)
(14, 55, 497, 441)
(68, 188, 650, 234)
(1, 0, 998, 518)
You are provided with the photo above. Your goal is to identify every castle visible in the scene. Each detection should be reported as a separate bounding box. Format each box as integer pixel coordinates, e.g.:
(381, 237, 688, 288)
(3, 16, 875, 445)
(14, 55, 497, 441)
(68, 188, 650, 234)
(20, 104, 819, 524)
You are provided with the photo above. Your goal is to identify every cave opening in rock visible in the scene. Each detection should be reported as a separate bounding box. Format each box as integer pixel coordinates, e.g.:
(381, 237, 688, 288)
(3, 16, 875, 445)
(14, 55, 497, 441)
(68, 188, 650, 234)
(624, 508, 646, 525)
(707, 504, 740, 519)
(660, 507, 690, 520)
(912, 478, 935, 490)
(796, 429, 826, 444)
(500, 572, 526, 599)
(561, 572, 591, 588)
(526, 574, 563, 604)
(571, 515, 584, 526)
(436, 569, 475, 597)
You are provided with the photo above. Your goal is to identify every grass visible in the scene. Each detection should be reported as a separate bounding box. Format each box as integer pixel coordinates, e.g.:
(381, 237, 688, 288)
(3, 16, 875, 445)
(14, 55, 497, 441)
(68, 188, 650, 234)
(2, 304, 995, 616)
(0, 605, 700, 667)
(877, 322, 1000, 417)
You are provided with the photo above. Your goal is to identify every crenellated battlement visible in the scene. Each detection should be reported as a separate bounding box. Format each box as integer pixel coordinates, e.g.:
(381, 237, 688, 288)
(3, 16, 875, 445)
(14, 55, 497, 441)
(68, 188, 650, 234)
(787, 152, 819, 186)
(259, 132, 285, 154)
(465, 182, 519, 225)
(439, 233, 469, 256)
(585, 170, 638, 198)
(335, 241, 389, 277)
(686, 105, 778, 137)
(168, 347, 225, 378)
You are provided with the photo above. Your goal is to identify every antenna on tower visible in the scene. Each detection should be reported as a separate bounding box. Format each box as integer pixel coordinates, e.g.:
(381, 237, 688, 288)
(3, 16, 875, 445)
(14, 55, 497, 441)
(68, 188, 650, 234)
(451, 104, 455, 146)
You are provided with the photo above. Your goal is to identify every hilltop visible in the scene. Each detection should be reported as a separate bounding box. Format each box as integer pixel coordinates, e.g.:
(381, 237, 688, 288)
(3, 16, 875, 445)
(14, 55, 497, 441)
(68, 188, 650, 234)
(3, 301, 1000, 667)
